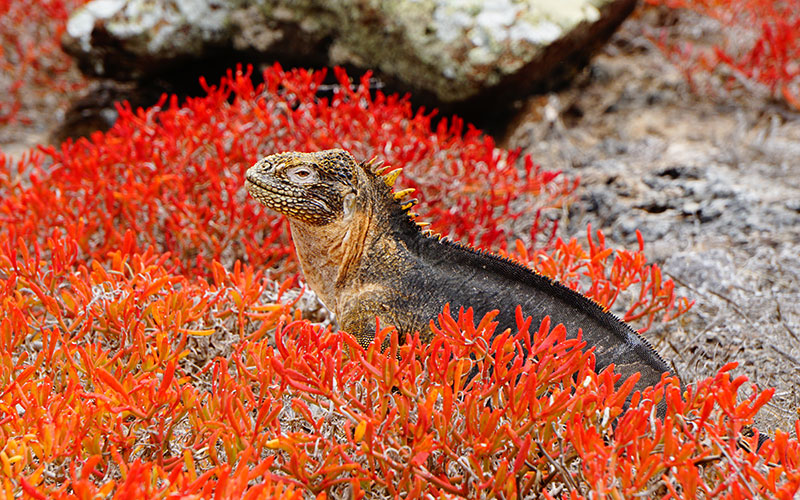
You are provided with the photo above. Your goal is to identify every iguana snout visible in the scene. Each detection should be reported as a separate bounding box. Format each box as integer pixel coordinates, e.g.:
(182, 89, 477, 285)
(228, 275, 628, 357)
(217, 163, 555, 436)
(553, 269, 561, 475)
(245, 149, 358, 225)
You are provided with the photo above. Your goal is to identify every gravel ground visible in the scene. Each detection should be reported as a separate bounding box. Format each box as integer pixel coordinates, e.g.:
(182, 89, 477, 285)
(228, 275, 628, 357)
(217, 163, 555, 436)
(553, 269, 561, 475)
(504, 18, 800, 436)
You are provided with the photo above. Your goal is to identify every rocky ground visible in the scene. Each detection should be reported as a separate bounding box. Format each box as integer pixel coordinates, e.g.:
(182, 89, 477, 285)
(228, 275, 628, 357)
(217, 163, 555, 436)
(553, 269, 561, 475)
(503, 17, 800, 435)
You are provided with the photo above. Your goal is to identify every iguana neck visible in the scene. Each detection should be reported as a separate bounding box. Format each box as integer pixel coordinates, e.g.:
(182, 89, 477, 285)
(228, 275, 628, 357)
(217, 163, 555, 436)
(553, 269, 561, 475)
(288, 205, 375, 314)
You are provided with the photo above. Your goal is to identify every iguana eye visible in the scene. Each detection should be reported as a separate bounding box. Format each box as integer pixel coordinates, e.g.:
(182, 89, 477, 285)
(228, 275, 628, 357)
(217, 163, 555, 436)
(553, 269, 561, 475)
(287, 166, 317, 184)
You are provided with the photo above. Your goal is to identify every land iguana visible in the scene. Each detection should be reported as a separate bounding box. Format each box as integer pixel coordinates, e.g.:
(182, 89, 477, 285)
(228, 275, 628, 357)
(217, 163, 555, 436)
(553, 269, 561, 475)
(245, 148, 676, 414)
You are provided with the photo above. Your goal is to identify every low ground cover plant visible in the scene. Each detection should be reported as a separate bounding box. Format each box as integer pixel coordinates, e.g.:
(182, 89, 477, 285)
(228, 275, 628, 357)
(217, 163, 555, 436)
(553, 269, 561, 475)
(646, 0, 800, 109)
(0, 0, 798, 496)
(0, 64, 795, 498)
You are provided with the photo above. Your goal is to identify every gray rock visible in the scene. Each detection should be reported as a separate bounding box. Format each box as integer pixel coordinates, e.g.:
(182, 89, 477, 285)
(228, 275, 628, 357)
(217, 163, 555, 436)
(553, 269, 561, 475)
(62, 0, 636, 105)
(664, 249, 744, 296)
(63, 0, 238, 77)
(697, 198, 726, 223)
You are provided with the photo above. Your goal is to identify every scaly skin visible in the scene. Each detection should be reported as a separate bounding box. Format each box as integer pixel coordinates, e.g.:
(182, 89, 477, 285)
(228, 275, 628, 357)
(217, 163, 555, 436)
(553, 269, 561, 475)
(245, 149, 676, 415)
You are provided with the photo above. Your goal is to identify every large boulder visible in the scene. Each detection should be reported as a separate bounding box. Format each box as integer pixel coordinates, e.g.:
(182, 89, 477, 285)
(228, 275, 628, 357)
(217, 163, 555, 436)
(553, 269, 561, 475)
(63, 0, 635, 107)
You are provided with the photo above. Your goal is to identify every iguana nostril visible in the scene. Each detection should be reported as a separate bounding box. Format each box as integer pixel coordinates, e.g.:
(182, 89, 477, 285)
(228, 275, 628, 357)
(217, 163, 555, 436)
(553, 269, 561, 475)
(245, 162, 267, 183)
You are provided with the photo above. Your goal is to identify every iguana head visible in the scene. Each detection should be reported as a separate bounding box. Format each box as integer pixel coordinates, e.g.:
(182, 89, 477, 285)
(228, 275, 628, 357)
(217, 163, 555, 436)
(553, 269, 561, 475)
(245, 149, 361, 225)
(245, 149, 415, 309)
(245, 148, 414, 225)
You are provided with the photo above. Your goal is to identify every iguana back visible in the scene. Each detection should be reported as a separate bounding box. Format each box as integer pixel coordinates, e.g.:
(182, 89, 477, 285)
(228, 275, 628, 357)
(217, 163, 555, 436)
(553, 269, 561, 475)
(393, 224, 672, 390)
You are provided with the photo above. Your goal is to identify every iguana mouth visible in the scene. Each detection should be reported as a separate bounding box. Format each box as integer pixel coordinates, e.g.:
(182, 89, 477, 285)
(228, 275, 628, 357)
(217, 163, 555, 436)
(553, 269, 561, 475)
(244, 168, 297, 201)
(244, 176, 276, 197)
(245, 170, 332, 222)
(244, 177, 286, 204)
(244, 168, 277, 194)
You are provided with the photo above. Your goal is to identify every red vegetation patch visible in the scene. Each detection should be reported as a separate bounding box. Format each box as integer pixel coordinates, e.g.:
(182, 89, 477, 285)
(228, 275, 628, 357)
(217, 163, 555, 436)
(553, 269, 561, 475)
(0, 61, 711, 496)
(0, 234, 797, 497)
(0, 64, 687, 330)
(0, 0, 795, 496)
(508, 225, 692, 331)
(645, 0, 800, 110)
(0, 0, 89, 124)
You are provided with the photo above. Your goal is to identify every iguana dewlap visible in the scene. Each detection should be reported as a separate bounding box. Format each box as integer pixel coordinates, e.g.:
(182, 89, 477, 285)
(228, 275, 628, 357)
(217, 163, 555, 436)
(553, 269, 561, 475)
(245, 149, 676, 413)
